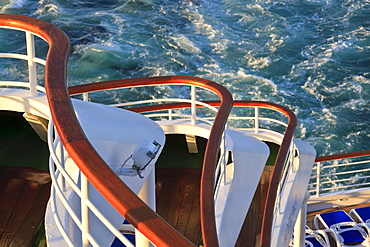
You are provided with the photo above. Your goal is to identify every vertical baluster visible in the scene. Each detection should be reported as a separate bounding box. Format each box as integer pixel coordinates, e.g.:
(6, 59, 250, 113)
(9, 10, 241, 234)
(81, 173, 89, 247)
(26, 32, 37, 97)
(83, 92, 89, 101)
(191, 85, 196, 125)
(58, 139, 66, 192)
(223, 141, 228, 186)
(222, 128, 228, 185)
(220, 138, 226, 186)
(168, 109, 172, 121)
(316, 162, 321, 197)
(136, 170, 156, 247)
(254, 107, 259, 134)
(52, 121, 67, 192)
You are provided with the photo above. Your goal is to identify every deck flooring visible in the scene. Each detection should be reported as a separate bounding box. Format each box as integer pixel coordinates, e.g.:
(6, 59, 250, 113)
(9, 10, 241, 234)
(0, 166, 51, 247)
(155, 167, 202, 245)
(154, 164, 370, 246)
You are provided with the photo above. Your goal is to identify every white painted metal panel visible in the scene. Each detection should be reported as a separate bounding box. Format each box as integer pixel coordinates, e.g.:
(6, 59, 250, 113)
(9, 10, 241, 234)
(215, 129, 270, 247)
(271, 139, 316, 246)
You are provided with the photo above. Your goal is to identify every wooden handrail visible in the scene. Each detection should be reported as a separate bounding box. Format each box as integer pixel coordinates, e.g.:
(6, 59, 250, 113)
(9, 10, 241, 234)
(0, 14, 196, 247)
(315, 150, 370, 162)
(132, 100, 298, 247)
(74, 81, 300, 247)
(0, 14, 301, 246)
(126, 100, 298, 247)
(70, 76, 234, 247)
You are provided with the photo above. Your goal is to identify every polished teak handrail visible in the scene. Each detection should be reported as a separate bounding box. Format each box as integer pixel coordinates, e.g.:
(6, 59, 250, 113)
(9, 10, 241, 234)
(71, 78, 299, 247)
(69, 76, 234, 247)
(0, 14, 196, 247)
(1, 14, 302, 247)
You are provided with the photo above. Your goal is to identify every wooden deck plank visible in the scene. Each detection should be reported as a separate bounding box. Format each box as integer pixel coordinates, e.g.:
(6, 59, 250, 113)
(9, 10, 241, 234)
(0, 178, 25, 239)
(156, 168, 177, 222)
(0, 180, 39, 247)
(10, 183, 51, 247)
(175, 170, 198, 233)
(236, 166, 273, 247)
(184, 180, 201, 244)
(0, 167, 51, 247)
(156, 167, 201, 245)
(157, 168, 186, 228)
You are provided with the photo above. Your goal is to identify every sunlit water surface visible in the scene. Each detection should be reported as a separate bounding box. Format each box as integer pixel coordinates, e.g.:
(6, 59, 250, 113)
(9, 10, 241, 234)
(1, 0, 370, 156)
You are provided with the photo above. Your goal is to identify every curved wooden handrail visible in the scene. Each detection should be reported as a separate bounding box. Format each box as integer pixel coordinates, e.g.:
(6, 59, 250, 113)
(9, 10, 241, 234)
(218, 102, 297, 247)
(128, 100, 298, 247)
(125, 100, 298, 247)
(70, 76, 234, 247)
(315, 150, 370, 162)
(0, 15, 199, 246)
(1, 14, 297, 246)
(73, 81, 300, 247)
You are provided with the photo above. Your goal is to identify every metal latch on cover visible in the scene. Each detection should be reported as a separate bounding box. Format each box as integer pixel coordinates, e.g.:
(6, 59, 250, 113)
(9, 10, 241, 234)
(119, 140, 161, 179)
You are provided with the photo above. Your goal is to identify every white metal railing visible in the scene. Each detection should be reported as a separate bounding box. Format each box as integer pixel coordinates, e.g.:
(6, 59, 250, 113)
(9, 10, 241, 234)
(214, 133, 229, 187)
(111, 89, 296, 213)
(108, 86, 293, 195)
(1, 19, 298, 247)
(81, 87, 294, 193)
(48, 120, 137, 247)
(308, 156, 370, 197)
(228, 106, 296, 210)
(111, 97, 219, 125)
(0, 27, 47, 95)
(110, 99, 289, 132)
(81, 85, 230, 186)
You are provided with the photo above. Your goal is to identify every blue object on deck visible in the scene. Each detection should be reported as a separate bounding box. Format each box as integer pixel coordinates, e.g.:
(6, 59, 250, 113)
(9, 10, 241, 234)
(350, 206, 370, 223)
(111, 236, 135, 247)
(305, 236, 325, 247)
(314, 211, 368, 246)
(305, 226, 329, 247)
(111, 220, 135, 247)
(318, 211, 352, 226)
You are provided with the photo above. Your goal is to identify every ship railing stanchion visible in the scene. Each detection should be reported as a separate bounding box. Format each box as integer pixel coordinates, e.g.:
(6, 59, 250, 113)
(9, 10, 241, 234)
(26, 31, 37, 97)
(136, 169, 156, 247)
(81, 173, 89, 247)
(254, 107, 259, 134)
(316, 162, 321, 197)
(191, 85, 196, 125)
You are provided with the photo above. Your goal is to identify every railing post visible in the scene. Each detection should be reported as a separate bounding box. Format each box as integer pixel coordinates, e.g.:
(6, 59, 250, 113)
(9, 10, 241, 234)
(316, 162, 321, 197)
(81, 173, 89, 247)
(191, 85, 196, 125)
(219, 138, 226, 186)
(168, 109, 172, 121)
(26, 32, 37, 97)
(254, 107, 259, 133)
(83, 92, 89, 101)
(58, 140, 66, 192)
(136, 170, 156, 247)
(222, 130, 227, 185)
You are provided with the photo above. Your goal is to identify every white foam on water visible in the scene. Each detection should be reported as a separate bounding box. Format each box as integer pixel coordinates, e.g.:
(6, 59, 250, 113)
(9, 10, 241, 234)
(0, 0, 369, 156)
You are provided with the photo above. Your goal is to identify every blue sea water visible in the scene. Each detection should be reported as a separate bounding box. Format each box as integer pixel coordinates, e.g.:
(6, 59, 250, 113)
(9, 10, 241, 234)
(1, 0, 369, 156)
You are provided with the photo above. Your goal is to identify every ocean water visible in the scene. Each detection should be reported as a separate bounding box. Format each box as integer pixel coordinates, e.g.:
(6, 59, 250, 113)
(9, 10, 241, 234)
(1, 0, 369, 156)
